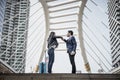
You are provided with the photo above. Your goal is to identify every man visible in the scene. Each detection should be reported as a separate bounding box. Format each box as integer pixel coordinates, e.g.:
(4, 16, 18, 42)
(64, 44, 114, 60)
(62, 30, 77, 73)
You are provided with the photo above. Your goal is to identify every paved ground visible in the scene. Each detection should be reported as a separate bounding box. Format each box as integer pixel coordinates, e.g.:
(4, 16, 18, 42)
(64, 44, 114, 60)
(0, 73, 120, 80)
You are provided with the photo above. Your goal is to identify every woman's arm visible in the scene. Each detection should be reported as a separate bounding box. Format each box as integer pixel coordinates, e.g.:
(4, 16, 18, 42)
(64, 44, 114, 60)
(54, 36, 62, 38)
(54, 36, 67, 42)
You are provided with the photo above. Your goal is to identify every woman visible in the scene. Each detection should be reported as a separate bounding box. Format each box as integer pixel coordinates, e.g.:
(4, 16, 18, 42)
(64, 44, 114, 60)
(47, 32, 62, 73)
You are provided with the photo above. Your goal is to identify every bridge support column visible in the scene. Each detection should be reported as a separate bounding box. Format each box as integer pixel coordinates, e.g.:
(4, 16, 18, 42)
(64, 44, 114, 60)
(35, 0, 50, 72)
(78, 0, 91, 72)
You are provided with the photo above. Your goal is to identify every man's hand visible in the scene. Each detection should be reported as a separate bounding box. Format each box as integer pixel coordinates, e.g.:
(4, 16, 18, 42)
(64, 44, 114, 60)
(70, 51, 76, 55)
(61, 37, 67, 42)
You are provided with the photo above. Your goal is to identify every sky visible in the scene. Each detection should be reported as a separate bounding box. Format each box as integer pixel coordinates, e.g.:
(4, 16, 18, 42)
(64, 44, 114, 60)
(25, 0, 111, 73)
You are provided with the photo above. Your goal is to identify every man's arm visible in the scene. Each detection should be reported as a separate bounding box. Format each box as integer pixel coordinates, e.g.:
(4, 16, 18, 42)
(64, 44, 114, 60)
(60, 37, 67, 43)
(55, 36, 67, 43)
(63, 39, 67, 43)
(54, 36, 67, 43)
(71, 37, 77, 51)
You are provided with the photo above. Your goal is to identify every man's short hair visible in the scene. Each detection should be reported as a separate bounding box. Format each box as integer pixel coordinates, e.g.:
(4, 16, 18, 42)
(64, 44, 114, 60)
(68, 30, 73, 35)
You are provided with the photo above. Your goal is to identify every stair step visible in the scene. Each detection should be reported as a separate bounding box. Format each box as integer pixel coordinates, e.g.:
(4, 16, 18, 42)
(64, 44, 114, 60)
(0, 73, 120, 80)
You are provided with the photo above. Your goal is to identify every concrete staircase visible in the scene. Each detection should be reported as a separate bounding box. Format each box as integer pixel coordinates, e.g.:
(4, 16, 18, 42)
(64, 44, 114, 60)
(0, 73, 120, 80)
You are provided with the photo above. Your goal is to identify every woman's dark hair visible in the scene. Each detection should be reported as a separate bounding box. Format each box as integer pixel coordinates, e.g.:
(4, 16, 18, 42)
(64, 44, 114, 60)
(68, 30, 73, 35)
(47, 32, 58, 48)
(47, 32, 55, 43)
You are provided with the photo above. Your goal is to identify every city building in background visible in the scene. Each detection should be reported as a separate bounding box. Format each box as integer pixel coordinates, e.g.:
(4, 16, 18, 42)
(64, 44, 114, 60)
(0, 0, 30, 73)
(108, 0, 120, 73)
(0, 0, 7, 46)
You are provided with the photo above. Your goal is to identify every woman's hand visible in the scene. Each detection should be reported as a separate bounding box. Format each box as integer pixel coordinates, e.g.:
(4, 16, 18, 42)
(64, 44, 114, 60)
(61, 37, 64, 40)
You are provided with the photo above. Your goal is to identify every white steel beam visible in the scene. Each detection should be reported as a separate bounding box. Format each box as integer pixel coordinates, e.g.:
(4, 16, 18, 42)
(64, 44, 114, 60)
(50, 20, 77, 24)
(50, 13, 78, 19)
(49, 6, 79, 13)
(50, 27, 76, 30)
(77, 0, 91, 72)
(38, 0, 50, 67)
(48, 0, 80, 8)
